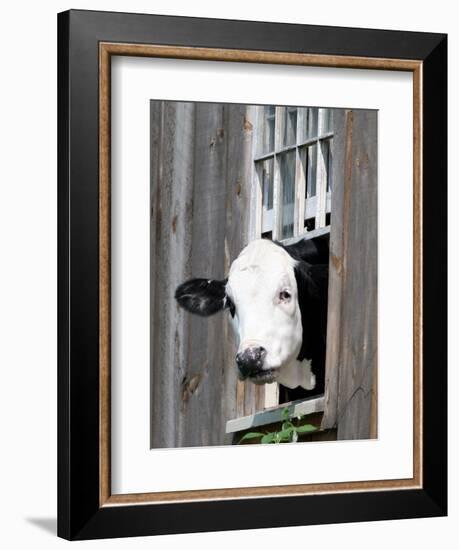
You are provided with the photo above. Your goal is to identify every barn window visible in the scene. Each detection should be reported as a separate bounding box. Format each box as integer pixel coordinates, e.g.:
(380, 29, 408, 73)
(225, 105, 338, 443)
(256, 106, 333, 408)
(253, 106, 333, 243)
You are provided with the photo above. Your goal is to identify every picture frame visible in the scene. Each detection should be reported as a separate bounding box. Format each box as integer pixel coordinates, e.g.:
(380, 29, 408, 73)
(57, 9, 447, 540)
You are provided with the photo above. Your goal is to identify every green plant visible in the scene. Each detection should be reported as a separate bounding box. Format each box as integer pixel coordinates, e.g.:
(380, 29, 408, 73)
(238, 407, 318, 444)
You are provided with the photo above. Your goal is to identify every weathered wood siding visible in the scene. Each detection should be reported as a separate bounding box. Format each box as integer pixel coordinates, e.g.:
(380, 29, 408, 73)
(321, 109, 378, 439)
(150, 101, 259, 447)
(151, 102, 377, 447)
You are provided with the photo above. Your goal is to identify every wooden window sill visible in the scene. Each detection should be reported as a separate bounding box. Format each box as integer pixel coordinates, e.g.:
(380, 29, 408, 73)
(226, 394, 325, 434)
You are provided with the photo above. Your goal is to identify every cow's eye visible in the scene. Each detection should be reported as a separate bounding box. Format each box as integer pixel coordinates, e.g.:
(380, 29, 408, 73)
(279, 290, 291, 301)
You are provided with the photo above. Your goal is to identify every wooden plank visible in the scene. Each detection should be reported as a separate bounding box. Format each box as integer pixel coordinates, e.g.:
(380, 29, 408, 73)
(322, 110, 378, 439)
(315, 110, 328, 229)
(226, 395, 325, 434)
(337, 109, 377, 440)
(295, 108, 306, 236)
(223, 103, 259, 428)
(321, 109, 346, 430)
(263, 382, 279, 410)
(150, 101, 196, 448)
(149, 100, 162, 448)
(178, 103, 228, 447)
(249, 107, 262, 240)
(272, 106, 283, 241)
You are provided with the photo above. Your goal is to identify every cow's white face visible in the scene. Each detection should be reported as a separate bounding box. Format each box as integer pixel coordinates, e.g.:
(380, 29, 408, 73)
(175, 237, 325, 390)
(225, 239, 302, 384)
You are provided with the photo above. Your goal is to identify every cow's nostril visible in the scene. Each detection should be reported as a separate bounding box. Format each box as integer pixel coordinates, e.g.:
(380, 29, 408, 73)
(256, 346, 267, 360)
(236, 346, 266, 378)
(246, 346, 266, 362)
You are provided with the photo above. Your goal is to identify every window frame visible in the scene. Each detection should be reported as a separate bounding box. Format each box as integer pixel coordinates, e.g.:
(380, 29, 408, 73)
(252, 105, 334, 242)
(247, 105, 334, 410)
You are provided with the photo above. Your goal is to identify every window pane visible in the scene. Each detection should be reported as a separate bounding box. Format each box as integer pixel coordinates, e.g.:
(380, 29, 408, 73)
(322, 139, 333, 192)
(306, 108, 319, 140)
(297, 108, 307, 142)
(306, 144, 317, 198)
(279, 151, 296, 239)
(257, 158, 274, 233)
(322, 109, 333, 134)
(260, 105, 275, 155)
(298, 108, 319, 142)
(282, 107, 297, 147)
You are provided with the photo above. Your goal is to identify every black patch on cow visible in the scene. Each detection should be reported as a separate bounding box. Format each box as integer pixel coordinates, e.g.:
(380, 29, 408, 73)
(283, 233, 329, 265)
(175, 278, 233, 317)
(276, 236, 329, 396)
(293, 261, 328, 396)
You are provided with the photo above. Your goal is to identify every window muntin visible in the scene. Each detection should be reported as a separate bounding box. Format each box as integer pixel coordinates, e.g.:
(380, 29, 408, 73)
(254, 106, 333, 243)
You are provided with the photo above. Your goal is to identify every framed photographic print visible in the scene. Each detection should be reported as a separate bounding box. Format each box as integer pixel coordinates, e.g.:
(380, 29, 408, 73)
(57, 9, 447, 540)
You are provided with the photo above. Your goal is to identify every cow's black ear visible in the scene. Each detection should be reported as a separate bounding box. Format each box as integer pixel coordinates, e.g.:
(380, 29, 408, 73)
(175, 278, 229, 317)
(283, 234, 329, 265)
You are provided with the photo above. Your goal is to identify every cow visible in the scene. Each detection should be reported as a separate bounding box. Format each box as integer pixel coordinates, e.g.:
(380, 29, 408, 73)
(175, 235, 329, 397)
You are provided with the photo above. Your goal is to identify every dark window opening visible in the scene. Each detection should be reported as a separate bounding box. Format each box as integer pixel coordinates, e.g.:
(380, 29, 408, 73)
(262, 231, 273, 240)
(304, 217, 316, 232)
(278, 231, 330, 406)
(326, 212, 331, 226)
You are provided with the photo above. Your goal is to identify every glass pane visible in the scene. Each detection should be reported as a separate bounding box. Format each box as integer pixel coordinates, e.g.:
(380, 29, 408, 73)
(306, 144, 317, 198)
(279, 151, 296, 239)
(257, 158, 274, 233)
(306, 108, 319, 140)
(322, 109, 333, 134)
(282, 107, 297, 147)
(260, 106, 275, 155)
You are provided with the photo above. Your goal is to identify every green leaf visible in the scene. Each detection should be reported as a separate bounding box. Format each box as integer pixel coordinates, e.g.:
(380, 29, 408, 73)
(261, 433, 276, 444)
(295, 424, 318, 434)
(275, 427, 295, 442)
(239, 432, 265, 443)
(281, 407, 291, 421)
(282, 421, 294, 431)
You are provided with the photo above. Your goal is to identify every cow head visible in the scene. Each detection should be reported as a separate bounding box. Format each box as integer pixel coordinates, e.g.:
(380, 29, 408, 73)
(175, 238, 328, 391)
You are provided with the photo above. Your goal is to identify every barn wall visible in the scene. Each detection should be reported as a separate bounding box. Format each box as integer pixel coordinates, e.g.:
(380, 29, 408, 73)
(150, 101, 258, 448)
(322, 109, 378, 439)
(151, 102, 377, 447)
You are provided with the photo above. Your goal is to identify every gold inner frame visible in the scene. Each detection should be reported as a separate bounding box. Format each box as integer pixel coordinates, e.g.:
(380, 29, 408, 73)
(99, 42, 423, 507)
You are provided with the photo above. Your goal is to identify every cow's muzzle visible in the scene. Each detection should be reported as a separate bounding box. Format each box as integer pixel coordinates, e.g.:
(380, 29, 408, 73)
(236, 346, 267, 379)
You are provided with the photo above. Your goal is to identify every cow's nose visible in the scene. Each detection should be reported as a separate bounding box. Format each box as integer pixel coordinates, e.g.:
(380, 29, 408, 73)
(236, 346, 267, 378)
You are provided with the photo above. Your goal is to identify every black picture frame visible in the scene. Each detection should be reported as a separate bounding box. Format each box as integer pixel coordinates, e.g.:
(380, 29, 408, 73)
(58, 9, 447, 540)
